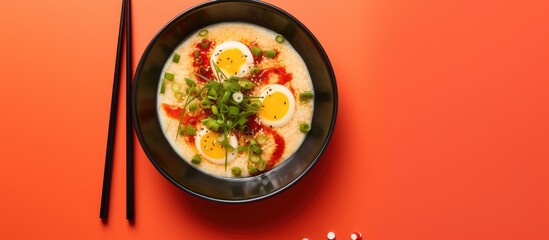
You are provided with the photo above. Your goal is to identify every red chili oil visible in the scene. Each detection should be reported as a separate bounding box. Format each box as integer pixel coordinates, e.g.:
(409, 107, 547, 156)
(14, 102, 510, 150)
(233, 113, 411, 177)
(192, 39, 215, 82)
(250, 66, 293, 85)
(264, 127, 285, 170)
(162, 104, 212, 144)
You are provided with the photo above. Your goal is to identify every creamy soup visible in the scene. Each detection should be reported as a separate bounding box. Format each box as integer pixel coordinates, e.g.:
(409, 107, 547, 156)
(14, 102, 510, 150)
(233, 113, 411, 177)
(157, 22, 314, 178)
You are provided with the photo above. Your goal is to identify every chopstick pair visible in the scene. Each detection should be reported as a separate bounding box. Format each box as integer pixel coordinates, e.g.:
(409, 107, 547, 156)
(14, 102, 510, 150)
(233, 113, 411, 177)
(99, 0, 134, 222)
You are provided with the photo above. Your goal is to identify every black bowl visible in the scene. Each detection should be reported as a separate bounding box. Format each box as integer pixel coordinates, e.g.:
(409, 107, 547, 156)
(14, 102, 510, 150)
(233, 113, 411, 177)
(133, 0, 337, 203)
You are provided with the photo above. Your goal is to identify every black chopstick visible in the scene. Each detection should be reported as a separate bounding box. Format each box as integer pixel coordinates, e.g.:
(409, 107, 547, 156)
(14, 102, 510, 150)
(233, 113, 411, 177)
(100, 0, 126, 222)
(125, 0, 135, 222)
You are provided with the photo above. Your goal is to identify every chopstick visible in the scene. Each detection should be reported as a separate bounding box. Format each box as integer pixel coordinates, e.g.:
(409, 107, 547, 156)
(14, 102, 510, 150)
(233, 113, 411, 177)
(100, 0, 127, 222)
(125, 0, 135, 222)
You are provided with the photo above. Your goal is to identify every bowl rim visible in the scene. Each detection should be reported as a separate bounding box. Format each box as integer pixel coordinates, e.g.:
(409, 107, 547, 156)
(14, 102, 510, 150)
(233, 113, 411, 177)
(132, 0, 338, 203)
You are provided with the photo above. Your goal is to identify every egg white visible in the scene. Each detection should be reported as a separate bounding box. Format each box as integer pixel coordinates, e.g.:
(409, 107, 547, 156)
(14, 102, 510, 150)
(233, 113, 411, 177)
(258, 84, 296, 128)
(195, 128, 238, 165)
(210, 41, 254, 78)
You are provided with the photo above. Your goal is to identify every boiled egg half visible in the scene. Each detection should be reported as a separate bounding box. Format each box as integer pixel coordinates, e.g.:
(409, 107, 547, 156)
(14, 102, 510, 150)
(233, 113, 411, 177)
(258, 84, 296, 128)
(195, 128, 238, 164)
(210, 41, 254, 78)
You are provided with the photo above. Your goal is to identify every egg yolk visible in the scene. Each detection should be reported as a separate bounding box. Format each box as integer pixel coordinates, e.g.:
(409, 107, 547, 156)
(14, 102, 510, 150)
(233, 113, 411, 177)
(259, 91, 290, 121)
(198, 131, 226, 160)
(215, 48, 247, 76)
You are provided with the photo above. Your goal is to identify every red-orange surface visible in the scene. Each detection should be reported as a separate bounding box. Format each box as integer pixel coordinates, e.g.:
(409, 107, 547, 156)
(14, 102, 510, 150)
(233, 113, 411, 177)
(1, 0, 548, 239)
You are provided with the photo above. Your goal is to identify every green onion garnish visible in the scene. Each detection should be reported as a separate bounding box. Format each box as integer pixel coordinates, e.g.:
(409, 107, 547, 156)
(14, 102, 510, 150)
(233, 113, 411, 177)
(275, 34, 285, 43)
(185, 77, 196, 87)
(160, 79, 166, 94)
(300, 122, 311, 133)
(172, 53, 181, 63)
(191, 154, 202, 164)
(251, 144, 262, 154)
(255, 134, 267, 145)
(200, 39, 210, 49)
(174, 92, 185, 101)
(250, 67, 262, 75)
(238, 79, 254, 89)
(265, 50, 276, 58)
(257, 160, 267, 171)
(248, 165, 257, 174)
(249, 154, 261, 164)
(164, 72, 175, 80)
(178, 125, 185, 135)
(188, 101, 197, 111)
(198, 29, 208, 37)
(231, 167, 241, 176)
(200, 99, 212, 109)
(299, 91, 314, 102)
(237, 146, 249, 152)
(251, 46, 262, 56)
(171, 82, 182, 92)
(185, 125, 196, 135)
(228, 106, 240, 117)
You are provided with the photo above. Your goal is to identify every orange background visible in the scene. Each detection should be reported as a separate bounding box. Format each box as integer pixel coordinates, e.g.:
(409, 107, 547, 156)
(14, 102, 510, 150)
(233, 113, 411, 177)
(1, 0, 548, 239)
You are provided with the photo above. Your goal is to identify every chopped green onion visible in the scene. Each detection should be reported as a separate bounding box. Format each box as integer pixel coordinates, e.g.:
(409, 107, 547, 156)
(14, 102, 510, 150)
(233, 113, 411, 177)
(257, 160, 267, 171)
(238, 79, 254, 90)
(219, 104, 229, 114)
(275, 34, 285, 43)
(191, 154, 202, 164)
(211, 105, 219, 115)
(160, 79, 166, 94)
(248, 165, 257, 174)
(185, 125, 196, 135)
(250, 100, 261, 110)
(300, 122, 311, 133)
(172, 53, 181, 63)
(232, 92, 243, 103)
(193, 49, 200, 58)
(251, 145, 262, 154)
(255, 134, 267, 145)
(186, 86, 198, 95)
(185, 77, 195, 87)
(224, 81, 241, 92)
(251, 46, 262, 56)
(250, 67, 262, 75)
(208, 88, 218, 99)
(200, 101, 211, 109)
(198, 88, 208, 100)
(237, 146, 248, 152)
(228, 106, 240, 116)
(198, 29, 208, 36)
(265, 50, 277, 58)
(231, 167, 241, 176)
(178, 125, 185, 135)
(228, 76, 241, 82)
(171, 82, 182, 92)
(188, 101, 197, 111)
(164, 72, 175, 80)
(200, 39, 210, 49)
(237, 117, 248, 126)
(220, 91, 231, 103)
(249, 154, 260, 163)
(239, 125, 250, 133)
(299, 91, 314, 102)
(174, 91, 185, 100)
